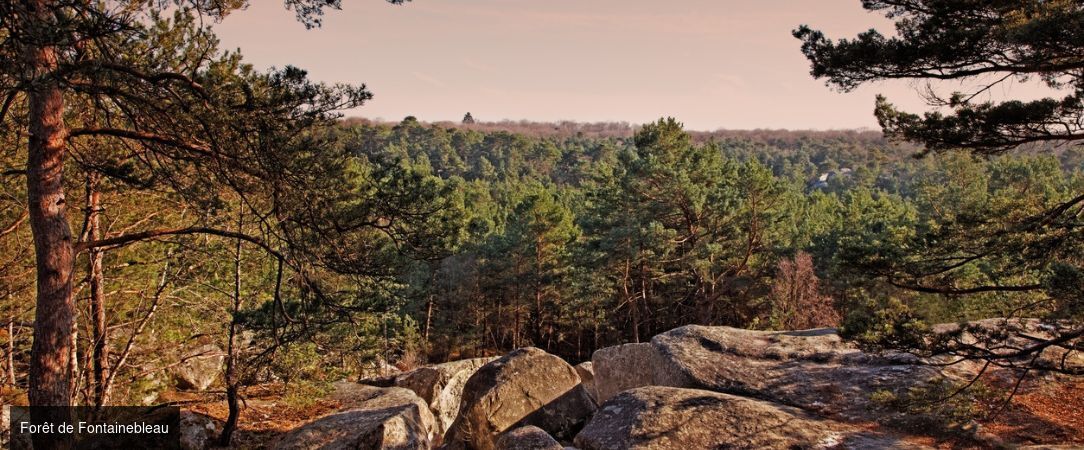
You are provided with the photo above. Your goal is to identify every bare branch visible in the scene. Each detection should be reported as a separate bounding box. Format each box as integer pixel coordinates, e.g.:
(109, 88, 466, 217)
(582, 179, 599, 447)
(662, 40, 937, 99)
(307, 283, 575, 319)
(888, 279, 1043, 295)
(0, 210, 28, 238)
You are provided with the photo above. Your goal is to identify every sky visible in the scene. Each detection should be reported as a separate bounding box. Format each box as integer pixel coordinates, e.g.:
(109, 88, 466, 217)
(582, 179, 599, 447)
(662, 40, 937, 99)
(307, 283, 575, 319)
(213, 0, 1057, 131)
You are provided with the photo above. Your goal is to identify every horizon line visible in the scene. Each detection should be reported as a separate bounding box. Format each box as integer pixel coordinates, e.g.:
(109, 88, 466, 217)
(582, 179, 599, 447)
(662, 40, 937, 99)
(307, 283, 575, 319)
(341, 116, 885, 135)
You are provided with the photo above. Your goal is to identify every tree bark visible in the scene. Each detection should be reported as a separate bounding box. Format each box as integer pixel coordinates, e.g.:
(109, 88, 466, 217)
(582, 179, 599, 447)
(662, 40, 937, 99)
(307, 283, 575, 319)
(6, 310, 15, 387)
(534, 235, 545, 349)
(26, 0, 75, 410)
(86, 174, 108, 407)
(423, 263, 435, 351)
(219, 209, 244, 447)
(622, 256, 637, 344)
(68, 314, 78, 401)
(23, 2, 76, 448)
(424, 295, 433, 346)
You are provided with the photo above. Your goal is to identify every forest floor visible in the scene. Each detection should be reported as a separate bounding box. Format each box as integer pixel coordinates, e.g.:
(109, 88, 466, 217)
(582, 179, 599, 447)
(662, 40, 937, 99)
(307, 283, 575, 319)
(896, 375, 1084, 449)
(169, 384, 342, 449)
(977, 376, 1084, 445)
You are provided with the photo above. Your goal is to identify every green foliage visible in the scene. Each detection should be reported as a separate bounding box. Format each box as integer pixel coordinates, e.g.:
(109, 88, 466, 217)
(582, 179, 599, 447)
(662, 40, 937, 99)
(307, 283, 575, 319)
(281, 381, 333, 410)
(869, 378, 1001, 436)
(1047, 263, 1084, 320)
(841, 295, 928, 352)
(272, 342, 324, 390)
(795, 1, 1084, 153)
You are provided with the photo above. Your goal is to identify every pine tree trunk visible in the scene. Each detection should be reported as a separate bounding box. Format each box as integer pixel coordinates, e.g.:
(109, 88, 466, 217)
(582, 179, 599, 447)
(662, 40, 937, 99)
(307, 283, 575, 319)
(68, 317, 78, 400)
(622, 257, 638, 344)
(534, 236, 545, 349)
(86, 175, 108, 407)
(5, 310, 15, 386)
(219, 210, 244, 446)
(26, 0, 75, 411)
(424, 296, 433, 345)
(24, 2, 75, 448)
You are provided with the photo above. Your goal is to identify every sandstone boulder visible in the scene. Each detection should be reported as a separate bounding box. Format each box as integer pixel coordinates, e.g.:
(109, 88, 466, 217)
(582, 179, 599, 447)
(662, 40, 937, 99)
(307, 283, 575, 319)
(591, 342, 692, 404)
(273, 385, 435, 450)
(575, 386, 931, 450)
(395, 357, 495, 433)
(358, 357, 402, 379)
(3, 407, 30, 450)
(0, 406, 10, 449)
(173, 344, 224, 391)
(575, 386, 849, 450)
(496, 426, 564, 450)
(444, 347, 595, 450)
(592, 326, 954, 421)
(179, 410, 218, 450)
(574, 362, 597, 403)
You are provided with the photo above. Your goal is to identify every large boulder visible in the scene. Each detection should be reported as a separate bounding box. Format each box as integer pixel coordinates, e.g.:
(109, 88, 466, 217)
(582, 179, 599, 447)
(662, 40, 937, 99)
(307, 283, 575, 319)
(575, 386, 850, 450)
(444, 347, 596, 450)
(592, 326, 956, 421)
(575, 386, 930, 450)
(2, 407, 30, 450)
(0, 406, 11, 449)
(173, 344, 224, 391)
(273, 385, 436, 450)
(495, 426, 563, 450)
(395, 357, 496, 433)
(591, 343, 692, 404)
(574, 362, 597, 404)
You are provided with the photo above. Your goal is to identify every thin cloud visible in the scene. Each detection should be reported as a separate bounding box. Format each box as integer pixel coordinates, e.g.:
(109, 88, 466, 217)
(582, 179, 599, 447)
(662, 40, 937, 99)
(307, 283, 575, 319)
(412, 71, 447, 88)
(462, 58, 496, 73)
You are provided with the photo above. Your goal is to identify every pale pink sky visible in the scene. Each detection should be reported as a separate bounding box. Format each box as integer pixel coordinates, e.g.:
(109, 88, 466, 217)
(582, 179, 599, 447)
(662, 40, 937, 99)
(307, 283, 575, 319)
(213, 0, 1056, 131)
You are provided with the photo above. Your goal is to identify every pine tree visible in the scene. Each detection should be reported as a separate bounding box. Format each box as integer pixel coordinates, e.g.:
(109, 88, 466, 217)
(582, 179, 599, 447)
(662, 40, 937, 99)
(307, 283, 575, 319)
(795, 1, 1084, 154)
(0, 0, 416, 437)
(796, 0, 1084, 374)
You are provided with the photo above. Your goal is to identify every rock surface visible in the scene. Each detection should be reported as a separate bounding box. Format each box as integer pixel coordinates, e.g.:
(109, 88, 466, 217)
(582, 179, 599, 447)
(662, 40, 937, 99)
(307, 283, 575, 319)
(266, 320, 1075, 449)
(173, 344, 224, 391)
(0, 406, 10, 449)
(574, 362, 597, 404)
(575, 386, 849, 450)
(576, 386, 932, 450)
(496, 426, 564, 450)
(395, 357, 495, 433)
(179, 410, 218, 450)
(591, 342, 692, 404)
(593, 326, 955, 421)
(273, 385, 435, 450)
(444, 347, 595, 450)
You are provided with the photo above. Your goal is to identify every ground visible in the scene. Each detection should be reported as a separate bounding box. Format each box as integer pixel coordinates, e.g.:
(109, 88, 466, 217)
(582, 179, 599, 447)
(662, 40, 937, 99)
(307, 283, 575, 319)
(893, 374, 1084, 449)
(979, 377, 1084, 445)
(169, 384, 341, 449)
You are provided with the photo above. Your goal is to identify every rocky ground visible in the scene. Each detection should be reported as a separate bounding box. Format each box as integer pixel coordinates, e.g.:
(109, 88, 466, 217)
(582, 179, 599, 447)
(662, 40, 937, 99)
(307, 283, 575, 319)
(175, 320, 1084, 449)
